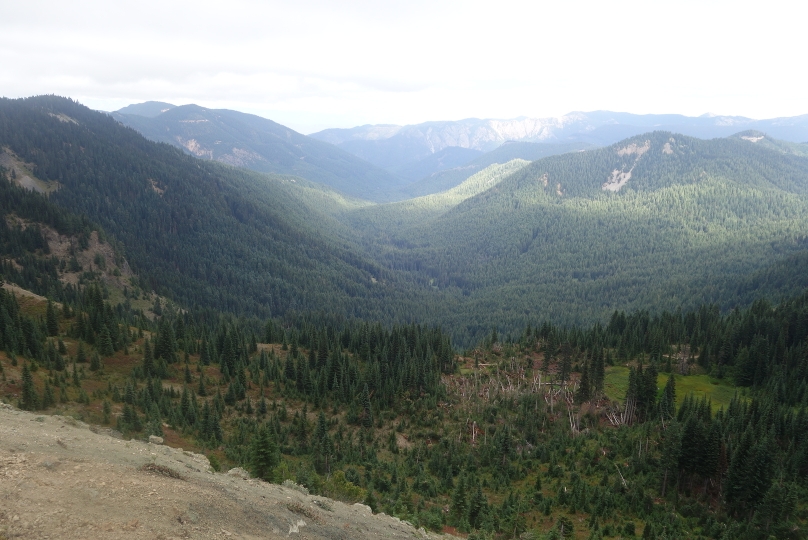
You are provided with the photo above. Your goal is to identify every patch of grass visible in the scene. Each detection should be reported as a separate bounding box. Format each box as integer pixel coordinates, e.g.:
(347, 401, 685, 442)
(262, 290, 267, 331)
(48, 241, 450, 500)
(604, 366, 630, 402)
(604, 367, 739, 412)
(658, 373, 738, 412)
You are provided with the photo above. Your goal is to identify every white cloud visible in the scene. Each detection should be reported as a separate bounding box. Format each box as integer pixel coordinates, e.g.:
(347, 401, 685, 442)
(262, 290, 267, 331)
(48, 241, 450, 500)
(0, 0, 804, 132)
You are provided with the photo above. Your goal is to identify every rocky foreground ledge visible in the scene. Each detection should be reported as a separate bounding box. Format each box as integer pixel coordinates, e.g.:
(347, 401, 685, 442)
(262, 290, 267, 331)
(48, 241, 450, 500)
(0, 403, 446, 539)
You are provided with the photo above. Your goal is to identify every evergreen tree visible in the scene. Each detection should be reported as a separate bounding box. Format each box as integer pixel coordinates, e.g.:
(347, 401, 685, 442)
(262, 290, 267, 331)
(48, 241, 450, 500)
(154, 317, 177, 363)
(360, 383, 373, 428)
(98, 325, 114, 357)
(142, 339, 154, 378)
(42, 379, 55, 409)
(72, 361, 80, 387)
(312, 411, 334, 474)
(576, 359, 591, 403)
(450, 473, 468, 526)
(20, 362, 38, 410)
(559, 348, 572, 384)
(467, 481, 488, 530)
(102, 400, 111, 424)
(660, 420, 682, 496)
(90, 351, 101, 371)
(251, 426, 280, 481)
(46, 299, 58, 336)
(660, 375, 676, 420)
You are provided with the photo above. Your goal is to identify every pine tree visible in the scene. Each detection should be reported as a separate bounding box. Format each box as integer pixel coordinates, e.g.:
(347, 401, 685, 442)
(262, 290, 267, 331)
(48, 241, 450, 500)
(312, 411, 334, 474)
(251, 426, 280, 481)
(360, 384, 373, 428)
(258, 395, 267, 416)
(98, 325, 114, 357)
(46, 299, 58, 336)
(576, 359, 591, 403)
(660, 374, 676, 420)
(450, 473, 468, 526)
(102, 400, 111, 424)
(559, 349, 572, 384)
(467, 481, 488, 529)
(154, 317, 177, 363)
(72, 361, 80, 387)
(90, 352, 101, 371)
(593, 348, 605, 392)
(42, 380, 55, 409)
(660, 419, 682, 496)
(142, 339, 154, 378)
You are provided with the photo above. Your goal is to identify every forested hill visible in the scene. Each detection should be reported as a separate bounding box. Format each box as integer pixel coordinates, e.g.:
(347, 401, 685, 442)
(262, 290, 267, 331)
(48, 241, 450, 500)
(492, 130, 808, 198)
(345, 131, 808, 341)
(0, 95, 441, 322)
(111, 103, 407, 202)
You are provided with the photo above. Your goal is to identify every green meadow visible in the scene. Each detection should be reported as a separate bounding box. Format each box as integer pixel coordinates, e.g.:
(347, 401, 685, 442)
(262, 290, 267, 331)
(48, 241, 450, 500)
(604, 366, 740, 412)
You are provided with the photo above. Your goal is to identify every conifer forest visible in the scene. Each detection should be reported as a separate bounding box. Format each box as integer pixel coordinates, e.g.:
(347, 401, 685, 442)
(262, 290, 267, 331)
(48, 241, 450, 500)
(2, 95, 808, 539)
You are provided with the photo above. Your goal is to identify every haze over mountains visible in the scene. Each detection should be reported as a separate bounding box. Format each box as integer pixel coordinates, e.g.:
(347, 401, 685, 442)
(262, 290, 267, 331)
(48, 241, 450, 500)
(312, 111, 808, 156)
(114, 102, 808, 204)
(111, 102, 407, 201)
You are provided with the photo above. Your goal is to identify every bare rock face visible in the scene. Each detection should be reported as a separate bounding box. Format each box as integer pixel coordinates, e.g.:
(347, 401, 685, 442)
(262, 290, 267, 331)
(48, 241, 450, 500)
(148, 435, 164, 445)
(0, 404, 448, 540)
(226, 467, 250, 479)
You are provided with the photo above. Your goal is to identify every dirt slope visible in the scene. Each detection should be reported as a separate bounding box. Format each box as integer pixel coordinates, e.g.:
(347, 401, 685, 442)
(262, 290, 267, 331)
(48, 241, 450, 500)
(0, 404, 443, 540)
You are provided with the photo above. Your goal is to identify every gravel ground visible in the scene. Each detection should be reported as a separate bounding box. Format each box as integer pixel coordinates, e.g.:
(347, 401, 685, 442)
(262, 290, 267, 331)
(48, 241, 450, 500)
(0, 403, 445, 540)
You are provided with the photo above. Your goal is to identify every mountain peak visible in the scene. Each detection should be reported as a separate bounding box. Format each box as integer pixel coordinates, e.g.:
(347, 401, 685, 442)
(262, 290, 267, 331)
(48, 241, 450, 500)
(115, 101, 177, 118)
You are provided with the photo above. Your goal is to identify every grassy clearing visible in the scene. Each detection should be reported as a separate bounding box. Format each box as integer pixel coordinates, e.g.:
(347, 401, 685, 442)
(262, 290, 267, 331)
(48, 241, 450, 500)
(604, 366, 630, 402)
(658, 372, 739, 412)
(604, 366, 739, 412)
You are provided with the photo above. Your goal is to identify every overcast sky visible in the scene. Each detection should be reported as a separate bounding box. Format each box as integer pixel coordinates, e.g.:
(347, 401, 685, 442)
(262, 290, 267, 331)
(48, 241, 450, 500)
(1, 0, 804, 133)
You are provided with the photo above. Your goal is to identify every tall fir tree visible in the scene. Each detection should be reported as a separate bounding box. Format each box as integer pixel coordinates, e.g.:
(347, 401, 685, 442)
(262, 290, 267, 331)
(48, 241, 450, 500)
(20, 362, 38, 410)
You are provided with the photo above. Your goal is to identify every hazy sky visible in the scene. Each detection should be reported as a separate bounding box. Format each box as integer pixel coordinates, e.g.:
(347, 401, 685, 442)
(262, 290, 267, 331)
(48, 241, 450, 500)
(1, 0, 804, 133)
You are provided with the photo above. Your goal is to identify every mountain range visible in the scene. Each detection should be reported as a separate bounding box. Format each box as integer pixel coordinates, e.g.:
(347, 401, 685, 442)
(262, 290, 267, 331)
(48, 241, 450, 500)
(5, 95, 808, 344)
(311, 111, 808, 187)
(113, 103, 808, 204)
(110, 102, 407, 202)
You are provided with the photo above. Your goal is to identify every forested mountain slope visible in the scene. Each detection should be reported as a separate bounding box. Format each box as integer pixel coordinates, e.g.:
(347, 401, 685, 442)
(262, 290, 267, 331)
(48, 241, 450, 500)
(346, 160, 531, 235)
(111, 104, 406, 201)
(3, 255, 808, 539)
(0, 96, 442, 322)
(728, 130, 808, 157)
(345, 131, 808, 342)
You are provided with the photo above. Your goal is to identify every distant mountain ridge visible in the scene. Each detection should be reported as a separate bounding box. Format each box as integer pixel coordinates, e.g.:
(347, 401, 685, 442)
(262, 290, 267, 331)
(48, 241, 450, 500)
(115, 100, 176, 117)
(310, 111, 808, 173)
(111, 104, 407, 202)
